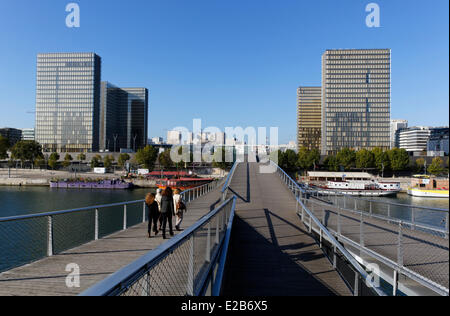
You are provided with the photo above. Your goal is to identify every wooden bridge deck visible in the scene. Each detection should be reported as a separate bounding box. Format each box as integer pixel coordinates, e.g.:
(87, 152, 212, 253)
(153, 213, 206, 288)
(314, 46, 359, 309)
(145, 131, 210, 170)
(223, 163, 352, 296)
(0, 187, 223, 296)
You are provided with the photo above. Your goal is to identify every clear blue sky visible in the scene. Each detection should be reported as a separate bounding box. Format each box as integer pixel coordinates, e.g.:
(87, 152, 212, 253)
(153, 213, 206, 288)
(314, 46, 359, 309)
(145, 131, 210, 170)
(0, 0, 448, 144)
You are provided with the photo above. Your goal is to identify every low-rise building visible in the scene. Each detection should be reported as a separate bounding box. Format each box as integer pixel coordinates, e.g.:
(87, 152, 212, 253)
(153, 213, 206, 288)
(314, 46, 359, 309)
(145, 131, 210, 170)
(0, 128, 22, 146)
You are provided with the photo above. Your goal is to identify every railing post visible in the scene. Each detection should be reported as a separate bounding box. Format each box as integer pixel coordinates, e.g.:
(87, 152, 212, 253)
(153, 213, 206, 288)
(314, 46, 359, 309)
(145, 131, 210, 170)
(142, 202, 146, 223)
(187, 236, 194, 296)
(354, 199, 357, 211)
(393, 270, 399, 296)
(47, 215, 53, 257)
(398, 221, 404, 267)
(206, 223, 211, 263)
(123, 204, 127, 230)
(216, 214, 220, 245)
(369, 201, 373, 217)
(411, 208, 415, 231)
(95, 209, 99, 240)
(354, 272, 360, 296)
(388, 204, 391, 222)
(337, 207, 342, 236)
(446, 212, 449, 240)
(360, 213, 365, 248)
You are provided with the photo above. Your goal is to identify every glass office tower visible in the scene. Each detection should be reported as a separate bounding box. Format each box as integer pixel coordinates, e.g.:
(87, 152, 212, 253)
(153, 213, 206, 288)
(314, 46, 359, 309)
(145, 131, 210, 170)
(297, 86, 322, 151)
(35, 53, 101, 153)
(321, 49, 391, 155)
(100, 83, 148, 152)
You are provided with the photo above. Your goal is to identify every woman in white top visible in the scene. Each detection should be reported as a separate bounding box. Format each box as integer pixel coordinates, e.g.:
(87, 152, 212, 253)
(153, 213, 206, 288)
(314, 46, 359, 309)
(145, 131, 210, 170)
(173, 189, 186, 231)
(155, 188, 163, 230)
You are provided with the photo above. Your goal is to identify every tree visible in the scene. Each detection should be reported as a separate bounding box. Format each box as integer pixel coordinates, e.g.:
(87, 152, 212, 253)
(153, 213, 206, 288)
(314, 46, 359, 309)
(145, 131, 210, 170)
(324, 156, 339, 171)
(158, 149, 174, 169)
(336, 148, 356, 171)
(135, 145, 159, 170)
(297, 147, 320, 171)
(77, 153, 86, 162)
(428, 157, 445, 176)
(118, 153, 131, 169)
(388, 148, 410, 172)
(372, 147, 390, 174)
(91, 155, 102, 169)
(0, 136, 10, 159)
(280, 149, 298, 171)
(356, 149, 375, 171)
(415, 158, 426, 173)
(62, 154, 73, 168)
(48, 152, 60, 170)
(213, 147, 233, 170)
(103, 155, 115, 169)
(10, 140, 44, 166)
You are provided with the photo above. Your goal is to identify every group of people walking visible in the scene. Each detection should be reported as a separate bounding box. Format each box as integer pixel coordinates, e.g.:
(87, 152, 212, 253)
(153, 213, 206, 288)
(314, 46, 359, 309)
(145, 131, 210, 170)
(145, 188, 187, 239)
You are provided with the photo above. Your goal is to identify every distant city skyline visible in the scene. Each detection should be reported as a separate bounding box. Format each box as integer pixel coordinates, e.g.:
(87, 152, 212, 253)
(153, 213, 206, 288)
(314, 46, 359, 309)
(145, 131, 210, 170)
(0, 0, 448, 144)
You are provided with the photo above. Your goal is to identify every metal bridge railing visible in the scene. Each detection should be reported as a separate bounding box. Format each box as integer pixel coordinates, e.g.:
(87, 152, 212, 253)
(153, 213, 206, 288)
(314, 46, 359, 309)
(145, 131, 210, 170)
(221, 161, 239, 201)
(0, 179, 221, 274)
(305, 188, 449, 239)
(80, 196, 237, 296)
(271, 161, 386, 296)
(272, 162, 449, 296)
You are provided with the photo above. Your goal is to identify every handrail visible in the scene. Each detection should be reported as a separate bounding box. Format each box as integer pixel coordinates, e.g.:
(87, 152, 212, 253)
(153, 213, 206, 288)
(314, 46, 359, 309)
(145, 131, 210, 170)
(221, 161, 239, 200)
(81, 196, 237, 296)
(270, 161, 386, 296)
(272, 160, 449, 296)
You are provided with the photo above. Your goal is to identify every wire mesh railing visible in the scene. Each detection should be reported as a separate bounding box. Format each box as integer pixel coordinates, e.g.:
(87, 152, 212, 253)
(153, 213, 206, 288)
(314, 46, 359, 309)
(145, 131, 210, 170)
(80, 196, 237, 296)
(0, 179, 221, 274)
(305, 188, 449, 239)
(272, 162, 449, 296)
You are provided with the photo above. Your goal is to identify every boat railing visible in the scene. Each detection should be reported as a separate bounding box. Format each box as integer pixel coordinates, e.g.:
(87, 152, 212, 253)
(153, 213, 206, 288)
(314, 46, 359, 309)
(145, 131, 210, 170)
(271, 161, 449, 296)
(0, 179, 221, 274)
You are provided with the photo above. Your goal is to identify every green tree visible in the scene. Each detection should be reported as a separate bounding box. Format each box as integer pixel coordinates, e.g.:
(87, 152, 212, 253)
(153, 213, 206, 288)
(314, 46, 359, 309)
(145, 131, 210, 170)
(356, 149, 375, 171)
(118, 153, 131, 169)
(387, 148, 410, 172)
(0, 136, 10, 159)
(212, 147, 233, 170)
(324, 155, 339, 172)
(158, 149, 174, 169)
(281, 149, 298, 171)
(34, 157, 45, 169)
(91, 155, 102, 169)
(103, 155, 115, 169)
(372, 147, 390, 174)
(415, 158, 426, 173)
(135, 145, 159, 170)
(77, 153, 86, 162)
(428, 157, 445, 176)
(11, 141, 44, 166)
(297, 147, 321, 171)
(336, 148, 356, 171)
(48, 152, 60, 170)
(62, 154, 73, 168)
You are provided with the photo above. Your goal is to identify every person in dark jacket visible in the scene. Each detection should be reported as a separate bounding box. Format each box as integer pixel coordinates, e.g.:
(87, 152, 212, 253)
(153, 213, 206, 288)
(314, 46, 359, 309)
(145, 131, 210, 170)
(145, 193, 160, 238)
(160, 187, 175, 239)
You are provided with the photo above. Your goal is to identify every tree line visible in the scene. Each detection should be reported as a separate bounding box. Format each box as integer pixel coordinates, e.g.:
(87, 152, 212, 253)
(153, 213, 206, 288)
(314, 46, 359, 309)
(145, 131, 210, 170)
(275, 147, 449, 177)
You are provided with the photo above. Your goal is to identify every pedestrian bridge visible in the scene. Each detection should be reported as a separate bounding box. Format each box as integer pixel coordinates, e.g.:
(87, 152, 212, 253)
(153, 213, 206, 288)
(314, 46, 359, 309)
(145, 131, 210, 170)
(0, 162, 448, 296)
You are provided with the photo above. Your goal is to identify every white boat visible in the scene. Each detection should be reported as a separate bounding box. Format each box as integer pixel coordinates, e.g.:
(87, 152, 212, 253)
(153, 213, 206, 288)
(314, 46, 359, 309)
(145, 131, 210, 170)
(312, 180, 401, 197)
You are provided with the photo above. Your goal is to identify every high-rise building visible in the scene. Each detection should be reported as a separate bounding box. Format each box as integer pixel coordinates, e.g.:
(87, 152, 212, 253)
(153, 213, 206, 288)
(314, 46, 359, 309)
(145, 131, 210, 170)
(0, 128, 22, 146)
(100, 82, 149, 152)
(390, 119, 408, 148)
(297, 86, 322, 151)
(321, 49, 391, 155)
(35, 53, 101, 153)
(21, 128, 35, 141)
